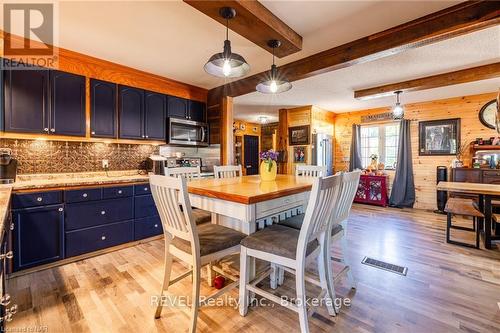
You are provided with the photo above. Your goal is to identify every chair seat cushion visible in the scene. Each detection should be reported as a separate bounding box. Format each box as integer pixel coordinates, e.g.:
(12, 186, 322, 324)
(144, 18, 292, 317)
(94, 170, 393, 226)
(192, 208, 211, 225)
(279, 214, 343, 235)
(172, 223, 246, 257)
(240, 224, 318, 260)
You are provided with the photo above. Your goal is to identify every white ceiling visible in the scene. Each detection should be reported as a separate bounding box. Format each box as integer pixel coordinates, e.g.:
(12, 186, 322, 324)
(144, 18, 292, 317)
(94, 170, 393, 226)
(234, 26, 500, 123)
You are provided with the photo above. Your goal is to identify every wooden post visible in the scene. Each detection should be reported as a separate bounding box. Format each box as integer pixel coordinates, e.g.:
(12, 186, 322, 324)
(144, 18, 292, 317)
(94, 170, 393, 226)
(221, 96, 234, 165)
(277, 109, 288, 174)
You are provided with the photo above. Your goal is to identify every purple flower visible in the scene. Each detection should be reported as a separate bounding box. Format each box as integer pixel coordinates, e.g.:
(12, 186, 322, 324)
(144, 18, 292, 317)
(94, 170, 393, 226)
(260, 150, 279, 172)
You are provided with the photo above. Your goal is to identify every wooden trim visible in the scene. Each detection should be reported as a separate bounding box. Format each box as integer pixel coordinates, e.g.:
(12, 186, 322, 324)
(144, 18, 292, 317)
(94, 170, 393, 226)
(221, 96, 234, 165)
(354, 62, 500, 100)
(208, 1, 500, 98)
(183, 0, 302, 58)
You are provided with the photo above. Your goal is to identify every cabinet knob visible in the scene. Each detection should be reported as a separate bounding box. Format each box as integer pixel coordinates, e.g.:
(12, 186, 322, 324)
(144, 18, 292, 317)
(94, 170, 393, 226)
(50, 128, 55, 132)
(101, 236, 106, 240)
(43, 128, 49, 132)
(91, 131, 95, 135)
(144, 187, 148, 191)
(154, 224, 158, 228)
(9, 223, 14, 231)
(141, 135, 145, 138)
(118, 190, 123, 194)
(82, 193, 88, 198)
(101, 211, 106, 215)
(58, 208, 63, 212)
(36, 197, 43, 202)
(145, 135, 149, 139)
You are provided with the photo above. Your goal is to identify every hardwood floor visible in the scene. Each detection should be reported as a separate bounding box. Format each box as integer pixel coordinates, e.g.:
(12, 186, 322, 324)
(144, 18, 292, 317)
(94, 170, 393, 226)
(6, 205, 500, 332)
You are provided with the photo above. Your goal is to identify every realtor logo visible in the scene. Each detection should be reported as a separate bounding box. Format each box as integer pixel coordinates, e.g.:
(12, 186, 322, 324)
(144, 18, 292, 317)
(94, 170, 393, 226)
(2, 2, 58, 69)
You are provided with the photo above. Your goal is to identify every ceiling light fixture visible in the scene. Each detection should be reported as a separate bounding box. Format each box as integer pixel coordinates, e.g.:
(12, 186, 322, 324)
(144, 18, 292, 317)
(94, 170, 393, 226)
(256, 40, 292, 94)
(392, 90, 404, 119)
(204, 7, 250, 78)
(259, 116, 268, 124)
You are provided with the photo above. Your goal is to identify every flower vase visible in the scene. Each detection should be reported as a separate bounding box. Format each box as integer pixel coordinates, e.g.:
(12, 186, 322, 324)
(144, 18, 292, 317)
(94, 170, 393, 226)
(260, 161, 277, 181)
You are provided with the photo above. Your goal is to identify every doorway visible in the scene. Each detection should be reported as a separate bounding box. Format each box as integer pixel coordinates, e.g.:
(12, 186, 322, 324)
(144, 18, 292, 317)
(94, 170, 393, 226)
(244, 135, 259, 175)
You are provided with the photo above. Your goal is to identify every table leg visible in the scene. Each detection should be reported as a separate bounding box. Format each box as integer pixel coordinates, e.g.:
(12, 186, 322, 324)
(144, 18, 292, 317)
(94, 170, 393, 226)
(478, 194, 484, 231)
(484, 195, 492, 249)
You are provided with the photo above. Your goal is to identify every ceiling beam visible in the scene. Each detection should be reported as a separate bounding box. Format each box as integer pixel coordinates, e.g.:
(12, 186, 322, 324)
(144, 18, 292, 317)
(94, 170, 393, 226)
(208, 1, 500, 103)
(354, 62, 500, 100)
(183, 0, 302, 58)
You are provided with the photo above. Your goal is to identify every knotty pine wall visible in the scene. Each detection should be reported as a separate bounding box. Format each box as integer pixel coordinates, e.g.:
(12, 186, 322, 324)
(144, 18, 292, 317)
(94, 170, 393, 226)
(334, 92, 498, 210)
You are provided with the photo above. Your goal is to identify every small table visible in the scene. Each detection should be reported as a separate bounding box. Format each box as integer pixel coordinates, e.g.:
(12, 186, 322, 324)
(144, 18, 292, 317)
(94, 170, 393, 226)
(437, 181, 500, 249)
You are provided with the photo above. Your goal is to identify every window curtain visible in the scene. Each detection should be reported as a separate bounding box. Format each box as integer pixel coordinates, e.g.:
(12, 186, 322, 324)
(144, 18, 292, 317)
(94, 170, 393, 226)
(349, 124, 362, 171)
(389, 119, 415, 208)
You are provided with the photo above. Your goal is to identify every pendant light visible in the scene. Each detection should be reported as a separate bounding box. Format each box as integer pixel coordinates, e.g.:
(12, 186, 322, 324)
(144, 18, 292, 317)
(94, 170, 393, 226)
(392, 90, 404, 119)
(204, 7, 250, 78)
(256, 40, 292, 94)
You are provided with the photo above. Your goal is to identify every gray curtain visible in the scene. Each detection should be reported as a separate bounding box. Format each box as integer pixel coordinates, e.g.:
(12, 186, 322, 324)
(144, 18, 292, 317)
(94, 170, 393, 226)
(389, 119, 415, 208)
(349, 124, 362, 171)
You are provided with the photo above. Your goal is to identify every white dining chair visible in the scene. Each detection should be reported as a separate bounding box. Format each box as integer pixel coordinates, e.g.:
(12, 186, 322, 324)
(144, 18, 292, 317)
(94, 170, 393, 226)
(214, 165, 243, 179)
(239, 174, 343, 333)
(295, 165, 327, 177)
(150, 175, 245, 333)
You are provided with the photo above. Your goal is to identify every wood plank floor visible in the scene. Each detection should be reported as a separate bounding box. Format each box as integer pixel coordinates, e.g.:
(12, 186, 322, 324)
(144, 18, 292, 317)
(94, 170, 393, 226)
(6, 205, 500, 333)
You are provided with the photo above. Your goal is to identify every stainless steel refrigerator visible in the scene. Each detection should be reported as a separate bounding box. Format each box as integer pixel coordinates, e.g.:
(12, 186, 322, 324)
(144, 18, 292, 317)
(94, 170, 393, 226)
(312, 133, 333, 175)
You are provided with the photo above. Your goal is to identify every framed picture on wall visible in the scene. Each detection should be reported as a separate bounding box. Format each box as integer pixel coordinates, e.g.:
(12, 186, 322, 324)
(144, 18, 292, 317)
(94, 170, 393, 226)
(418, 118, 461, 156)
(293, 146, 307, 163)
(289, 125, 310, 145)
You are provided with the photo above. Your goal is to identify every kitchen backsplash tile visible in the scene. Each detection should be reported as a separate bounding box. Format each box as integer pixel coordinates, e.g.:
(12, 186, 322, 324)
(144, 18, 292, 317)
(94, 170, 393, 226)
(0, 139, 159, 174)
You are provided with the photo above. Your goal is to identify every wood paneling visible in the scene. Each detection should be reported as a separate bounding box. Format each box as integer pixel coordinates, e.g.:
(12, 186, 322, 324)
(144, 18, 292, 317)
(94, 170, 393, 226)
(355, 62, 500, 100)
(208, 1, 500, 99)
(334, 92, 498, 210)
(221, 96, 234, 165)
(183, 0, 302, 58)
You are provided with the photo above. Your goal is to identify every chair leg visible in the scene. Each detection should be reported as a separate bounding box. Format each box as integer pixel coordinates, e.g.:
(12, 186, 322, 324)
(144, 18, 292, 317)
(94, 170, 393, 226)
(318, 238, 336, 317)
(475, 218, 480, 249)
(446, 213, 452, 243)
(278, 266, 285, 286)
(207, 263, 214, 287)
(189, 258, 201, 333)
(239, 247, 250, 316)
(155, 237, 173, 319)
(296, 263, 310, 333)
(270, 263, 278, 289)
(340, 233, 356, 290)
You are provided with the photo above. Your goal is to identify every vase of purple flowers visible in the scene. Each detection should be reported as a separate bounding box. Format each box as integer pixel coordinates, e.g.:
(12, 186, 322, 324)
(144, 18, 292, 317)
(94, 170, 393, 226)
(259, 149, 278, 181)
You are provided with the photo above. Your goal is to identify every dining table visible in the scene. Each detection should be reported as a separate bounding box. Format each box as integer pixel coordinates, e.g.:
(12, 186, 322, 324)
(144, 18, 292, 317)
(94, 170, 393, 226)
(437, 181, 500, 249)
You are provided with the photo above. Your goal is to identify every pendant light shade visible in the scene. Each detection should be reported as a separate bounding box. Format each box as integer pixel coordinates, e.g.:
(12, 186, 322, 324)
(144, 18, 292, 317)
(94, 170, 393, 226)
(256, 40, 292, 94)
(204, 7, 250, 78)
(392, 91, 404, 119)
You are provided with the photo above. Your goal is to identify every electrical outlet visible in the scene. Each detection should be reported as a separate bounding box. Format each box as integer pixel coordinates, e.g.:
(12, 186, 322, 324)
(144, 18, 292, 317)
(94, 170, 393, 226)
(102, 159, 109, 169)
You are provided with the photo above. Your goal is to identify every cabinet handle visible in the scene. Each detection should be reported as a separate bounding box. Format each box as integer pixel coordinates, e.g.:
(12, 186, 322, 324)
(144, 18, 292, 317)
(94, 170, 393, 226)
(58, 208, 63, 212)
(101, 236, 106, 240)
(118, 190, 123, 194)
(36, 197, 43, 202)
(10, 223, 14, 231)
(144, 187, 148, 191)
(43, 128, 49, 132)
(141, 135, 145, 138)
(82, 193, 88, 198)
(154, 224, 158, 228)
(0, 251, 13, 260)
(50, 128, 55, 132)
(91, 131, 95, 135)
(145, 135, 149, 139)
(0, 294, 11, 306)
(101, 211, 106, 215)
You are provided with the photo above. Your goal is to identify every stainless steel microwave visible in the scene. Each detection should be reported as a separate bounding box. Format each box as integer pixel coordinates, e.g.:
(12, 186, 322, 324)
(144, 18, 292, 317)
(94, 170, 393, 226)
(167, 118, 209, 147)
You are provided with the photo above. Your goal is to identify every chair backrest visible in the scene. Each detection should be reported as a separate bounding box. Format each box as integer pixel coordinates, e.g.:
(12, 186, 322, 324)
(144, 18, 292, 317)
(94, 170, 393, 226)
(214, 165, 243, 179)
(296, 174, 342, 258)
(334, 170, 361, 223)
(295, 165, 327, 177)
(166, 166, 201, 181)
(149, 175, 198, 248)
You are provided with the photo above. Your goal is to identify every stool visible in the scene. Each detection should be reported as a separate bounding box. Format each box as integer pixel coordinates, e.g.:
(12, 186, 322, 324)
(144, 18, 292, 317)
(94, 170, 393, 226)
(445, 198, 483, 248)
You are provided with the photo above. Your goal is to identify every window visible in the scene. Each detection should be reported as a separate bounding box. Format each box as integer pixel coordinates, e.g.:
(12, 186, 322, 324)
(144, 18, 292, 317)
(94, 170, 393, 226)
(360, 123, 400, 169)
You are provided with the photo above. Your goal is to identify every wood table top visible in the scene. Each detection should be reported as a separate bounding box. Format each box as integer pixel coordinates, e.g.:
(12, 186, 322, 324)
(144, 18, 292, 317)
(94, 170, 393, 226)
(187, 175, 314, 204)
(437, 181, 500, 196)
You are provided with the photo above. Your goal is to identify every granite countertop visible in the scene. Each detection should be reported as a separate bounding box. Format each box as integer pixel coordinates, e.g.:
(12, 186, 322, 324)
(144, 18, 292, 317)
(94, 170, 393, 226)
(13, 170, 150, 191)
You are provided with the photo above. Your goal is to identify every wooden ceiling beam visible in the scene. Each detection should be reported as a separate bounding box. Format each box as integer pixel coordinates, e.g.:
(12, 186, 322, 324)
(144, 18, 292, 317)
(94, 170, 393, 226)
(183, 0, 302, 58)
(354, 62, 500, 100)
(208, 1, 500, 103)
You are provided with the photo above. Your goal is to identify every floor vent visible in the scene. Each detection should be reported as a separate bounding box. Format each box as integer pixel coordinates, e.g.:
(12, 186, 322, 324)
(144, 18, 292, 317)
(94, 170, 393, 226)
(361, 256, 408, 276)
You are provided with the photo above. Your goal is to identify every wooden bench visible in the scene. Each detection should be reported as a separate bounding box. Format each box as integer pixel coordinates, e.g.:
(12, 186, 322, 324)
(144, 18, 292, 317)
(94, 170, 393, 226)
(444, 198, 483, 248)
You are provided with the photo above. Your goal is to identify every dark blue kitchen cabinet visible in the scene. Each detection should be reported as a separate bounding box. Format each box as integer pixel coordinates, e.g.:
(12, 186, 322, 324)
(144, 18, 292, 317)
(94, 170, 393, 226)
(12, 204, 64, 271)
(119, 85, 144, 139)
(167, 96, 188, 119)
(50, 71, 86, 136)
(135, 216, 162, 240)
(188, 100, 206, 123)
(144, 91, 166, 140)
(3, 68, 49, 133)
(134, 195, 159, 219)
(90, 79, 117, 138)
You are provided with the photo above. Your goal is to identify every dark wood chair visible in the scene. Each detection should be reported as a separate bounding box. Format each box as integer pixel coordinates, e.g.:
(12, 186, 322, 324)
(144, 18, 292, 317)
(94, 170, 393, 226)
(445, 198, 483, 248)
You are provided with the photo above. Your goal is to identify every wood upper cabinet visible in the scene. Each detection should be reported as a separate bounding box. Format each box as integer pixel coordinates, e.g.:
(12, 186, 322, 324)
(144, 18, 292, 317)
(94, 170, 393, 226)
(188, 100, 206, 123)
(144, 91, 166, 140)
(4, 69, 85, 136)
(4, 69, 49, 133)
(167, 96, 188, 119)
(118, 85, 144, 139)
(50, 71, 86, 136)
(90, 79, 117, 138)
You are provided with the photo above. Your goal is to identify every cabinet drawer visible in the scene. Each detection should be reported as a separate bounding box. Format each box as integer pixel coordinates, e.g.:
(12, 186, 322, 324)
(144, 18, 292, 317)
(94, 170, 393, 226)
(102, 185, 134, 199)
(12, 190, 63, 209)
(134, 195, 158, 218)
(65, 197, 134, 231)
(65, 188, 102, 203)
(256, 192, 309, 219)
(65, 220, 133, 257)
(134, 183, 151, 196)
(134, 216, 163, 240)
